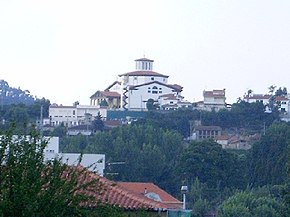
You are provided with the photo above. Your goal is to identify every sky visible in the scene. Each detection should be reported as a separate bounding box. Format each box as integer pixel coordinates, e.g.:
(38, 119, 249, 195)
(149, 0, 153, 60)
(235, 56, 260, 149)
(1, 0, 290, 105)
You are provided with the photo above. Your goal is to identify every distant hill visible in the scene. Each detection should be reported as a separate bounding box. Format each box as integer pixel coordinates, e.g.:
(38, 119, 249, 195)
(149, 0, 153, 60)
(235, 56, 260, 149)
(0, 79, 37, 105)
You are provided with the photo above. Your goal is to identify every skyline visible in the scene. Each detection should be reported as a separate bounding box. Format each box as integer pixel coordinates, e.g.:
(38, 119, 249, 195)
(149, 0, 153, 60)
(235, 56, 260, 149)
(1, 0, 290, 105)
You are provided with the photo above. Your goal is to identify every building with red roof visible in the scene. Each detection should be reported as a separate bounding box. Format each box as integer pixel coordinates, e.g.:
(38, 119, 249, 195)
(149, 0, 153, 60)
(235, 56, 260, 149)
(78, 168, 182, 213)
(90, 57, 187, 111)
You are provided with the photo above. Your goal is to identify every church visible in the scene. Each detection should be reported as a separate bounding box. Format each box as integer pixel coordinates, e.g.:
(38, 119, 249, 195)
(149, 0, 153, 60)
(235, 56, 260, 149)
(90, 57, 190, 111)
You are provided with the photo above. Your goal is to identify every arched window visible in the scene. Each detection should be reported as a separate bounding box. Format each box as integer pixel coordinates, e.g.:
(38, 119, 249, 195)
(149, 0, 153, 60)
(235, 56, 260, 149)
(152, 86, 158, 94)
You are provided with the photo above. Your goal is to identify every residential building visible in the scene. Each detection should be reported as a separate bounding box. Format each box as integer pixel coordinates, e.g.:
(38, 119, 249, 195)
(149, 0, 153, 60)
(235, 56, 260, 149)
(215, 134, 261, 150)
(244, 94, 290, 113)
(90, 90, 120, 109)
(48, 103, 107, 127)
(44, 136, 105, 176)
(76, 170, 183, 213)
(196, 89, 227, 111)
(192, 125, 222, 140)
(158, 93, 192, 110)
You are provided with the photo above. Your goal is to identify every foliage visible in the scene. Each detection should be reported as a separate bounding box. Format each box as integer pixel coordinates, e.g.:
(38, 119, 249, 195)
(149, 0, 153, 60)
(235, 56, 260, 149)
(62, 124, 184, 195)
(176, 140, 247, 190)
(0, 124, 123, 217)
(0, 80, 35, 105)
(92, 112, 104, 132)
(249, 122, 290, 186)
(218, 191, 282, 217)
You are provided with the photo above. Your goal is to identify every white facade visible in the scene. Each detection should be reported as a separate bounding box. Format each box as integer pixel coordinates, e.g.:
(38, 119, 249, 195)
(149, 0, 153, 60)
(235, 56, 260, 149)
(117, 58, 182, 110)
(44, 136, 105, 176)
(196, 89, 227, 111)
(49, 104, 107, 127)
(127, 82, 178, 110)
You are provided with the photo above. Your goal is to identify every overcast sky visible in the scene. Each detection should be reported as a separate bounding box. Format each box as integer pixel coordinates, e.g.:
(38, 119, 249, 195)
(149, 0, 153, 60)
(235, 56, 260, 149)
(1, 0, 290, 105)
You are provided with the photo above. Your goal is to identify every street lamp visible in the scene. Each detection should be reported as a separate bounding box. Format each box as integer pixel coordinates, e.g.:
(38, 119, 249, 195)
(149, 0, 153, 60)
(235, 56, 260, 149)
(181, 185, 188, 210)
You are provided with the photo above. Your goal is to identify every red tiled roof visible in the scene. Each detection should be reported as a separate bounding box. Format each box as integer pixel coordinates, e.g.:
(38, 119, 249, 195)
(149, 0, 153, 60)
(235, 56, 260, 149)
(119, 71, 169, 78)
(203, 89, 225, 98)
(118, 182, 182, 206)
(244, 94, 271, 100)
(104, 120, 122, 127)
(78, 169, 182, 210)
(90, 91, 120, 99)
(276, 96, 288, 101)
(215, 135, 230, 140)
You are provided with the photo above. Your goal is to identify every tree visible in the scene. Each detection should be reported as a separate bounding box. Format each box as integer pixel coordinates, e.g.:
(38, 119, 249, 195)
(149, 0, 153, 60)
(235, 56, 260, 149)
(218, 191, 282, 217)
(146, 98, 156, 111)
(92, 112, 104, 132)
(0, 124, 122, 217)
(176, 140, 247, 190)
(249, 122, 290, 186)
(268, 85, 277, 95)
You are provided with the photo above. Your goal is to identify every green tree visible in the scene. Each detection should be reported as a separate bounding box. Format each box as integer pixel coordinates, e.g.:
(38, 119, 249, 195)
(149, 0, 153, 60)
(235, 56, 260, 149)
(92, 112, 104, 132)
(0, 125, 123, 217)
(218, 191, 282, 217)
(146, 98, 156, 111)
(176, 140, 246, 190)
(249, 122, 290, 186)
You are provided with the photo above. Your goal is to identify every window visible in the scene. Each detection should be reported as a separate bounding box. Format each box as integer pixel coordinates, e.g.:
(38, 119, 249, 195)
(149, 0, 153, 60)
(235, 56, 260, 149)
(151, 77, 154, 81)
(73, 110, 76, 115)
(152, 86, 158, 94)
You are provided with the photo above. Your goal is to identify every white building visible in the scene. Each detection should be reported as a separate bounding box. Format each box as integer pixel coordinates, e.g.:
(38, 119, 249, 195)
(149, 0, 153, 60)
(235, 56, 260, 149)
(103, 57, 184, 111)
(196, 89, 227, 111)
(0, 135, 106, 176)
(48, 104, 107, 127)
(244, 94, 290, 113)
(44, 136, 105, 176)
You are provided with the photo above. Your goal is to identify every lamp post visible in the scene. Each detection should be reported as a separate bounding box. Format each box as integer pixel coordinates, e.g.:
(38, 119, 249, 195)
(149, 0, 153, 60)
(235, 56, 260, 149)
(181, 185, 188, 210)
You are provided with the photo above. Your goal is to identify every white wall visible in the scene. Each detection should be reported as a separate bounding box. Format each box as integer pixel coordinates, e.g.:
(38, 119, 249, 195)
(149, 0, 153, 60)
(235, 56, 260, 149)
(128, 83, 175, 110)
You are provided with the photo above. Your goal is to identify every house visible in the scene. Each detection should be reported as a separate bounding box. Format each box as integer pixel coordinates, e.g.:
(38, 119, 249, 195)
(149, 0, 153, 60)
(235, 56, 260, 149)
(92, 57, 186, 111)
(90, 90, 120, 109)
(192, 125, 222, 140)
(196, 89, 227, 111)
(244, 94, 272, 104)
(43, 136, 106, 176)
(66, 124, 94, 136)
(244, 94, 290, 113)
(48, 103, 107, 127)
(215, 134, 261, 150)
(76, 169, 183, 215)
(117, 182, 183, 209)
(158, 93, 192, 110)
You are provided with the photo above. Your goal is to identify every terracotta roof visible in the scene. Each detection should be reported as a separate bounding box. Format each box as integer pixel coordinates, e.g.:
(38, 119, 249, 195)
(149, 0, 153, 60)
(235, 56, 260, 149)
(119, 70, 169, 78)
(118, 182, 182, 207)
(104, 120, 122, 128)
(203, 89, 225, 98)
(90, 91, 120, 99)
(78, 169, 182, 210)
(244, 94, 271, 100)
(129, 81, 183, 92)
(276, 96, 289, 101)
(215, 135, 230, 140)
